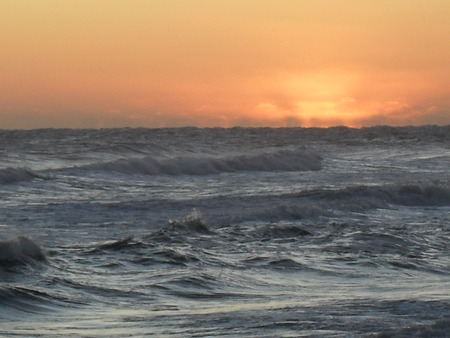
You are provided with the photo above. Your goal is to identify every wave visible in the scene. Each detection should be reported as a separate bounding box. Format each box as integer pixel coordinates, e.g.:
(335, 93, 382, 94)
(303, 183, 450, 207)
(80, 147, 322, 175)
(374, 317, 450, 337)
(0, 282, 87, 314)
(225, 183, 450, 224)
(247, 224, 312, 239)
(0, 236, 46, 266)
(0, 167, 45, 184)
(0, 286, 55, 313)
(166, 208, 212, 234)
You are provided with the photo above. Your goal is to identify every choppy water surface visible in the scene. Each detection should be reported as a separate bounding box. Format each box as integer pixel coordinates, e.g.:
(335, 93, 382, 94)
(1, 126, 450, 337)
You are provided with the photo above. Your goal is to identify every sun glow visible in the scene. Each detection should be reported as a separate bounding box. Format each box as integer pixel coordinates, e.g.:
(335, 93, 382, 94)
(1, 0, 449, 128)
(249, 71, 367, 127)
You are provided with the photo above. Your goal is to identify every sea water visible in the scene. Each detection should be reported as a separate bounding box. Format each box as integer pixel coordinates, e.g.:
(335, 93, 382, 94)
(0, 126, 449, 337)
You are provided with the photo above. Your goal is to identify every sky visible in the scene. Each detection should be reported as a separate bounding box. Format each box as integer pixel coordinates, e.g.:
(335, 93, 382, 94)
(1, 0, 449, 129)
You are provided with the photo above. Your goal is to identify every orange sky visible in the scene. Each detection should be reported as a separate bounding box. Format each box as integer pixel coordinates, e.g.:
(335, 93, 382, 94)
(1, 0, 449, 129)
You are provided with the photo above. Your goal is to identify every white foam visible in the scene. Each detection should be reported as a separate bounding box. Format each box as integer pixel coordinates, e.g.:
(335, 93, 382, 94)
(167, 209, 211, 233)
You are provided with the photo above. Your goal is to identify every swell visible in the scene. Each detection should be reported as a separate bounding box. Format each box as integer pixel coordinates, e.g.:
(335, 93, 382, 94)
(29, 204, 446, 314)
(2, 126, 449, 150)
(0, 167, 46, 184)
(302, 183, 450, 207)
(0, 282, 86, 314)
(82, 205, 449, 279)
(374, 318, 450, 337)
(0, 286, 58, 314)
(218, 182, 450, 225)
(76, 147, 322, 176)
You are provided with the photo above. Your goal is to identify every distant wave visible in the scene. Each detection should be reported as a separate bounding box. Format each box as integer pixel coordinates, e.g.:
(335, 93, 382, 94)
(227, 183, 450, 224)
(0, 167, 45, 184)
(0, 236, 46, 265)
(80, 147, 322, 175)
(302, 183, 450, 207)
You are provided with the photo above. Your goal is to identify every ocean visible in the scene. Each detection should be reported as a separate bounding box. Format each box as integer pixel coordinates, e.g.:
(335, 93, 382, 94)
(0, 126, 449, 337)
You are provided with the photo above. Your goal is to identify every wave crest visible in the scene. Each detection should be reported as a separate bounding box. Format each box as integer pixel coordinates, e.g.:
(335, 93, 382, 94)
(83, 147, 322, 175)
(0, 167, 44, 184)
(167, 209, 212, 234)
(0, 236, 46, 265)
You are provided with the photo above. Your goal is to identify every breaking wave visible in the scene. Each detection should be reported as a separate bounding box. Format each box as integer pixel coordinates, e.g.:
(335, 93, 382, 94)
(81, 147, 322, 175)
(0, 236, 46, 265)
(166, 208, 212, 234)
